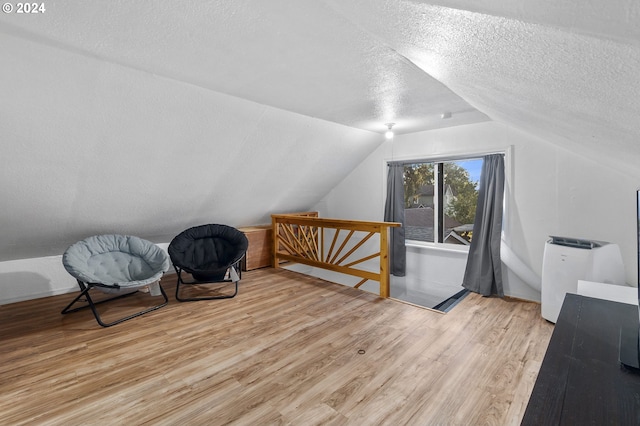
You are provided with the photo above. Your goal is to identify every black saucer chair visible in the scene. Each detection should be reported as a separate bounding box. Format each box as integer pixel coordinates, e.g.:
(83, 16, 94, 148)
(61, 234, 171, 327)
(168, 224, 249, 302)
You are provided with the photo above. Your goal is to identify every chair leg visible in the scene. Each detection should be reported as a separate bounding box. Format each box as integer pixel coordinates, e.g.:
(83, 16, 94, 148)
(175, 265, 240, 302)
(61, 280, 169, 327)
(60, 281, 93, 314)
(61, 280, 137, 315)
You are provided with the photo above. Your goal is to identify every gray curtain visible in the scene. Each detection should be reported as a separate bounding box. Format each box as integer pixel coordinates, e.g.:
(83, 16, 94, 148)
(462, 154, 505, 296)
(384, 163, 406, 276)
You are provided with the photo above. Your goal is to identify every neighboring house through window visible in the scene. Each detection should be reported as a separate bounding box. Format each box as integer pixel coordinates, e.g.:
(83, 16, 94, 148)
(403, 157, 483, 245)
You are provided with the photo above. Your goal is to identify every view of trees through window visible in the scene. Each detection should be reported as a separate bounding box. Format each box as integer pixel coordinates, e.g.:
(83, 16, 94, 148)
(403, 158, 483, 244)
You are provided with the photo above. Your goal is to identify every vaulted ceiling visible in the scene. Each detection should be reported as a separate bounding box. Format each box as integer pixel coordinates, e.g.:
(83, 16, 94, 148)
(1, 0, 639, 261)
(0, 0, 491, 134)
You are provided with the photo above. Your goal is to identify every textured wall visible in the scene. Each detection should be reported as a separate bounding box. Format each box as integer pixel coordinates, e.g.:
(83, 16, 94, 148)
(0, 32, 382, 262)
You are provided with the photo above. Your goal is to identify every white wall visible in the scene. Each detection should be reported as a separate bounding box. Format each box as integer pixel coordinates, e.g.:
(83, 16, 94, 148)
(313, 121, 640, 301)
(0, 31, 382, 262)
(399, 245, 469, 305)
(0, 30, 387, 304)
(0, 256, 72, 305)
(7, 120, 636, 305)
(0, 243, 171, 305)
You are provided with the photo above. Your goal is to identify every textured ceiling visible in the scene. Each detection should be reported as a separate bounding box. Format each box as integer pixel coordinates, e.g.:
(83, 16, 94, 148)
(0, 0, 489, 135)
(1, 0, 637, 154)
(325, 0, 640, 166)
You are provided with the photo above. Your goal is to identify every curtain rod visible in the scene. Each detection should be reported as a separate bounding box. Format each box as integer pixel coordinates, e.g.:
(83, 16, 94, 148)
(386, 150, 505, 166)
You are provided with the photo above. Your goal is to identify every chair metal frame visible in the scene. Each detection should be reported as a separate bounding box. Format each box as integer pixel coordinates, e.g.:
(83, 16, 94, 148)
(173, 259, 243, 302)
(61, 280, 169, 327)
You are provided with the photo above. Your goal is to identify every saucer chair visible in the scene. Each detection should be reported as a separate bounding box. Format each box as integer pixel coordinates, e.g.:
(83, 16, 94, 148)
(168, 224, 248, 302)
(61, 234, 171, 327)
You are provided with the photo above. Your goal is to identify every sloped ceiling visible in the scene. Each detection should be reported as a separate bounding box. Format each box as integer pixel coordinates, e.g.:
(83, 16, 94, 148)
(325, 0, 640, 166)
(0, 1, 488, 133)
(1, 0, 639, 261)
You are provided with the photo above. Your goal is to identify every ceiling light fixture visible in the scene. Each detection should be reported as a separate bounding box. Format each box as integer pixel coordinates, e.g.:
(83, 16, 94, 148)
(385, 123, 395, 139)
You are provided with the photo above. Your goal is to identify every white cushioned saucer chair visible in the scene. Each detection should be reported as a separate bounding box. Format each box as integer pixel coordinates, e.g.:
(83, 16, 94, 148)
(61, 234, 171, 327)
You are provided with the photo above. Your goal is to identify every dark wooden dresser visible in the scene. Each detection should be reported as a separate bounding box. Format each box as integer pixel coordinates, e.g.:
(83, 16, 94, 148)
(522, 293, 640, 425)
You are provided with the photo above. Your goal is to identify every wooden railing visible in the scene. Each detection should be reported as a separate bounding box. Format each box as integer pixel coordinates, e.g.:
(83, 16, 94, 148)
(271, 212, 401, 298)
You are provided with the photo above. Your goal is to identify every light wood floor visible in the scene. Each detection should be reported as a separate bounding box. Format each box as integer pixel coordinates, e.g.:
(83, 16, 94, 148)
(0, 268, 553, 425)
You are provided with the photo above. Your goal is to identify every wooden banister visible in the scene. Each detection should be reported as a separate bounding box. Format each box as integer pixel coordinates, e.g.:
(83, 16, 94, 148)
(271, 212, 401, 298)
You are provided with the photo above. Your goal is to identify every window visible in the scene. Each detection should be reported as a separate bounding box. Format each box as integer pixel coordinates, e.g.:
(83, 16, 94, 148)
(403, 157, 483, 245)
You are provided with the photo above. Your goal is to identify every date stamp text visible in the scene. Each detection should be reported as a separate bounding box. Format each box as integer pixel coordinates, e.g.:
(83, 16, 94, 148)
(3, 3, 46, 13)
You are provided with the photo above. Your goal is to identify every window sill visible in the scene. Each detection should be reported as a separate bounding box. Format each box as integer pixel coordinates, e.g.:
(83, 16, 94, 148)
(405, 240, 470, 255)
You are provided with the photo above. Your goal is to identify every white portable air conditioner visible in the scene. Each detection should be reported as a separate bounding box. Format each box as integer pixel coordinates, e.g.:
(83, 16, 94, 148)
(541, 236, 625, 323)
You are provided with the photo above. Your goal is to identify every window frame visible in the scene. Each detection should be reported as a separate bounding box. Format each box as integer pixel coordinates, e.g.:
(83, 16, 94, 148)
(384, 148, 510, 252)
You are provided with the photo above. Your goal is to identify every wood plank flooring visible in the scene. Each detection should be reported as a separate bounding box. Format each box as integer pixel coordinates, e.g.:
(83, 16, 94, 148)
(0, 268, 553, 425)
